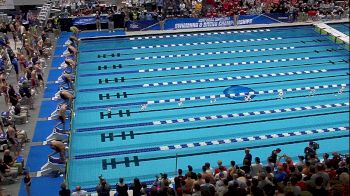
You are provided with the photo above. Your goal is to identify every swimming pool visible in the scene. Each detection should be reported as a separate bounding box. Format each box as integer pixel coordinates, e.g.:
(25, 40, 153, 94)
(68, 25, 349, 190)
(329, 23, 350, 35)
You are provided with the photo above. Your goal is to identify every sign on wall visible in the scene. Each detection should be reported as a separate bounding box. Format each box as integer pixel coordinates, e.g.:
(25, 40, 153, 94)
(164, 15, 280, 30)
(0, 0, 14, 9)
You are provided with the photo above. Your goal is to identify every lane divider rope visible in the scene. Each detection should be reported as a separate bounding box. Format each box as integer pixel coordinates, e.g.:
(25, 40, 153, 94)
(139, 56, 311, 73)
(134, 44, 335, 61)
(129, 29, 271, 41)
(73, 126, 349, 159)
(135, 46, 294, 60)
(152, 102, 349, 125)
(143, 68, 328, 88)
(78, 67, 345, 92)
(78, 55, 348, 77)
(75, 102, 349, 132)
(76, 83, 348, 110)
(131, 37, 282, 50)
(146, 83, 348, 104)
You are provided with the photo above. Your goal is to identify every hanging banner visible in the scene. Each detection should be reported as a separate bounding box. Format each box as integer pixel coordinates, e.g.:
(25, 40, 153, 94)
(0, 0, 14, 9)
(237, 15, 280, 25)
(164, 17, 234, 30)
(164, 15, 279, 30)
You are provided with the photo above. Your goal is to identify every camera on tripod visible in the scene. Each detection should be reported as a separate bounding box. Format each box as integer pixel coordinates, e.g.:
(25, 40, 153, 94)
(309, 141, 319, 150)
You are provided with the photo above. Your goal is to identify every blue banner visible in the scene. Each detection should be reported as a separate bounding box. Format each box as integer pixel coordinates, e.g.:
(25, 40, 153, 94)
(72, 16, 109, 26)
(126, 20, 160, 31)
(237, 15, 280, 25)
(264, 13, 290, 23)
(164, 15, 280, 30)
(164, 17, 234, 30)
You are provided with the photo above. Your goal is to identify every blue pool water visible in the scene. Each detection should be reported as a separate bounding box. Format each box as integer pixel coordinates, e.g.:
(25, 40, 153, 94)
(329, 23, 350, 35)
(68, 26, 349, 189)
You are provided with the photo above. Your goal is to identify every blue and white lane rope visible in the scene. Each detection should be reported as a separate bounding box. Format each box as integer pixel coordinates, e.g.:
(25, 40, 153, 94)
(129, 29, 271, 40)
(78, 67, 346, 92)
(77, 83, 348, 110)
(146, 83, 348, 104)
(134, 44, 334, 61)
(139, 56, 311, 73)
(73, 126, 349, 159)
(159, 127, 348, 151)
(131, 37, 282, 50)
(142, 68, 331, 88)
(75, 102, 349, 132)
(152, 102, 349, 125)
(135, 46, 293, 60)
(79, 54, 348, 77)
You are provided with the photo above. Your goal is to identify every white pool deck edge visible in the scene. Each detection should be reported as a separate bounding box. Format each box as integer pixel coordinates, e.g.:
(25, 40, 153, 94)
(314, 22, 349, 45)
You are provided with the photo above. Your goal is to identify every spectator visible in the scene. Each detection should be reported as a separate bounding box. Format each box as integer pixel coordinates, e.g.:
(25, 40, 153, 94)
(204, 162, 214, 175)
(250, 157, 264, 177)
(108, 11, 115, 32)
(174, 169, 185, 190)
(194, 173, 205, 186)
(274, 165, 287, 183)
(270, 148, 281, 164)
(96, 179, 111, 196)
(192, 183, 201, 196)
(184, 172, 195, 194)
(116, 178, 128, 196)
(200, 176, 215, 192)
(295, 155, 305, 167)
(23, 171, 31, 196)
(214, 160, 227, 175)
(240, 159, 251, 174)
(95, 11, 102, 31)
(159, 173, 171, 189)
(72, 185, 87, 196)
(129, 178, 142, 196)
(3, 149, 23, 174)
(309, 176, 328, 196)
(216, 178, 228, 196)
(310, 163, 329, 188)
(187, 165, 197, 180)
(59, 183, 71, 196)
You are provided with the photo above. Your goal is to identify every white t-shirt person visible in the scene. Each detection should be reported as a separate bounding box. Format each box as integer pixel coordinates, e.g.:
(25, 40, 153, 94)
(71, 186, 88, 196)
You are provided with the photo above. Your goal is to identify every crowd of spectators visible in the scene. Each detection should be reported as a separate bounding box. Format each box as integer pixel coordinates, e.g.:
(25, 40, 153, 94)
(0, 13, 52, 194)
(53, 0, 349, 24)
(58, 143, 349, 196)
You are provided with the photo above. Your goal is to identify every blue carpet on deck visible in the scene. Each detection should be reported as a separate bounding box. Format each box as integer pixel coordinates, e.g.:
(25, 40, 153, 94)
(18, 176, 63, 196)
(26, 145, 52, 172)
(56, 38, 68, 46)
(38, 100, 61, 118)
(43, 83, 59, 98)
(54, 47, 67, 56)
(47, 69, 63, 82)
(32, 120, 59, 142)
(51, 57, 65, 68)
